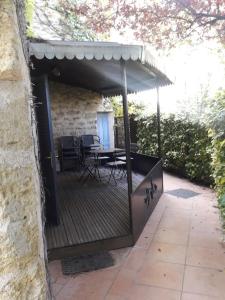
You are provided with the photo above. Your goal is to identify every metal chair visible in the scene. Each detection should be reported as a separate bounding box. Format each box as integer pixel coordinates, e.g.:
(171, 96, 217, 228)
(105, 161, 126, 185)
(80, 134, 102, 155)
(79, 153, 110, 183)
(59, 136, 81, 171)
(80, 134, 101, 148)
(105, 151, 127, 185)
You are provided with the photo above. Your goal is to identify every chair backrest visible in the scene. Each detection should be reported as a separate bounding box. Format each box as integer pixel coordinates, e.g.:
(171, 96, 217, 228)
(80, 135, 100, 147)
(60, 136, 75, 150)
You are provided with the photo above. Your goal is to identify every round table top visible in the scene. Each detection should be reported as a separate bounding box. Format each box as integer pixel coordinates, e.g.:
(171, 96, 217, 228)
(89, 148, 124, 154)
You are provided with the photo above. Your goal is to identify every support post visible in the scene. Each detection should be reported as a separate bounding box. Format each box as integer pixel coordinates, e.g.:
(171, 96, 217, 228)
(121, 60, 132, 197)
(156, 87, 161, 157)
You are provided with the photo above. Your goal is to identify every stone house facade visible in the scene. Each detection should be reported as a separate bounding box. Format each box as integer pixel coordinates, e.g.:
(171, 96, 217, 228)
(49, 81, 115, 153)
(0, 1, 48, 299)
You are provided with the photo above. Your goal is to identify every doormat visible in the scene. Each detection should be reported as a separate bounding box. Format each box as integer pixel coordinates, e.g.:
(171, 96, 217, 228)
(166, 188, 200, 199)
(61, 252, 114, 275)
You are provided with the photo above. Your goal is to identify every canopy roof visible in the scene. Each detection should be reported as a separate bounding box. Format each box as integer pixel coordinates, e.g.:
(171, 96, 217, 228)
(29, 40, 172, 96)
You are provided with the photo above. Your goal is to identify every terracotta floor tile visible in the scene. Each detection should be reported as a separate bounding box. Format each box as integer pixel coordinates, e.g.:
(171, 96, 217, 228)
(55, 284, 81, 300)
(190, 218, 221, 234)
(137, 260, 184, 290)
(127, 284, 181, 300)
(191, 211, 220, 223)
(189, 230, 223, 249)
(48, 260, 62, 283)
(51, 283, 64, 297)
(154, 227, 189, 245)
(181, 292, 222, 300)
(108, 268, 136, 297)
(105, 293, 128, 300)
(55, 267, 119, 300)
(123, 247, 147, 271)
(144, 218, 161, 234)
(163, 208, 192, 218)
(55, 275, 71, 286)
(135, 231, 153, 249)
(159, 215, 190, 232)
(165, 196, 194, 210)
(186, 246, 225, 270)
(147, 241, 186, 264)
(192, 199, 217, 211)
(183, 266, 225, 298)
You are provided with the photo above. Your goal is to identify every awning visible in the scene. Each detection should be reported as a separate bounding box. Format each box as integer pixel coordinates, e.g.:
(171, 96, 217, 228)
(29, 40, 172, 96)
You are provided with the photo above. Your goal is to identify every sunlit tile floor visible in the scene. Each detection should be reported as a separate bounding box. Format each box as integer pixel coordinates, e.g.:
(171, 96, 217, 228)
(48, 172, 225, 300)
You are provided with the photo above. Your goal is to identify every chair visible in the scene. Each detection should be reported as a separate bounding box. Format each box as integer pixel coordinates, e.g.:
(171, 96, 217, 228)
(80, 134, 101, 151)
(59, 136, 81, 171)
(105, 151, 127, 185)
(79, 153, 110, 183)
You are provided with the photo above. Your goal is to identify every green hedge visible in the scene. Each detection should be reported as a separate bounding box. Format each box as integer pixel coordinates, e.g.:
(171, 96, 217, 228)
(137, 114, 213, 185)
(208, 90, 225, 221)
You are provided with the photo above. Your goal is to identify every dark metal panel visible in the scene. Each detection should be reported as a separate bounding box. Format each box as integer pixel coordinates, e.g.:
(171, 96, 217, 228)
(131, 154, 163, 242)
(131, 152, 159, 175)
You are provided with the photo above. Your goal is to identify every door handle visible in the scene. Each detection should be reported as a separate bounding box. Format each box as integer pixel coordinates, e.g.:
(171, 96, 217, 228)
(46, 155, 59, 159)
(46, 153, 59, 169)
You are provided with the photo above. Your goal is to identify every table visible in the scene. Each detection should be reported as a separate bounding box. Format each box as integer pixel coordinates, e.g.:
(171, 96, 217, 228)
(116, 156, 134, 161)
(80, 148, 125, 183)
(88, 148, 124, 156)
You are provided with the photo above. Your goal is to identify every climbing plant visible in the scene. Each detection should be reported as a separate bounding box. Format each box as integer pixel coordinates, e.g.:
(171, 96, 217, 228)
(25, 0, 35, 37)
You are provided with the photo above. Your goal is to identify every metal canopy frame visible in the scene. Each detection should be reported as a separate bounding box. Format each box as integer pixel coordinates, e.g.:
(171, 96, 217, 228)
(29, 40, 171, 238)
(29, 40, 171, 96)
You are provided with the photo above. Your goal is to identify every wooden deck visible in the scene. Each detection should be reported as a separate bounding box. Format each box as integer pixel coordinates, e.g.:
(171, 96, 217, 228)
(46, 170, 143, 254)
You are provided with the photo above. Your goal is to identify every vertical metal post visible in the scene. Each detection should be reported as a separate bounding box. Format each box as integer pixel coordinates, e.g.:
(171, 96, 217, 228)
(156, 87, 161, 157)
(121, 60, 133, 198)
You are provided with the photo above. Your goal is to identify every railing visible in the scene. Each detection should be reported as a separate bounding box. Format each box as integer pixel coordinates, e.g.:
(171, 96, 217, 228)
(131, 153, 163, 242)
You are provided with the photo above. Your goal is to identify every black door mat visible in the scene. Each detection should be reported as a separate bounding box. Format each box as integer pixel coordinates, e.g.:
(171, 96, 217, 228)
(61, 252, 114, 275)
(166, 188, 200, 199)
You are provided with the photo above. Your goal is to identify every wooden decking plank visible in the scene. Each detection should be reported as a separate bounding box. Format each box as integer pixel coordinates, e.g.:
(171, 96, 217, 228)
(65, 173, 116, 242)
(95, 185, 130, 231)
(71, 182, 106, 242)
(46, 171, 143, 250)
(86, 186, 121, 237)
(63, 173, 92, 244)
(93, 188, 128, 236)
(95, 187, 130, 231)
(60, 176, 88, 245)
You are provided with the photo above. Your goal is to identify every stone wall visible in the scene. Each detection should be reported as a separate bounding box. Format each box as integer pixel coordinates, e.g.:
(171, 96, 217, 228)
(49, 81, 114, 150)
(0, 1, 48, 299)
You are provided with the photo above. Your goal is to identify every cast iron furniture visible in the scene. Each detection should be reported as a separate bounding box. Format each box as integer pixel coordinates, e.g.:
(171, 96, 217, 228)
(80, 148, 125, 183)
(105, 160, 127, 185)
(80, 134, 102, 157)
(59, 136, 81, 171)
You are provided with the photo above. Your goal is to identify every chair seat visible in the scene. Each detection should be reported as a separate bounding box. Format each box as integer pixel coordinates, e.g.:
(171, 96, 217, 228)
(116, 156, 133, 161)
(106, 161, 126, 167)
(95, 156, 110, 160)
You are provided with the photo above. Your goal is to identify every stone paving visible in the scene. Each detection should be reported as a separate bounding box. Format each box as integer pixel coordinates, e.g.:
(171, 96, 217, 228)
(48, 172, 225, 300)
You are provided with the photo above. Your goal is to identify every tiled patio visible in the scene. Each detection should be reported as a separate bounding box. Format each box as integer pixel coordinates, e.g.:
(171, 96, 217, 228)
(48, 172, 225, 300)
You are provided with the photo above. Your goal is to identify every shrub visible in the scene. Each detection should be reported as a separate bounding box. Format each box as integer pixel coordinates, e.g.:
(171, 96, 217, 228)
(208, 90, 225, 222)
(137, 114, 213, 185)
